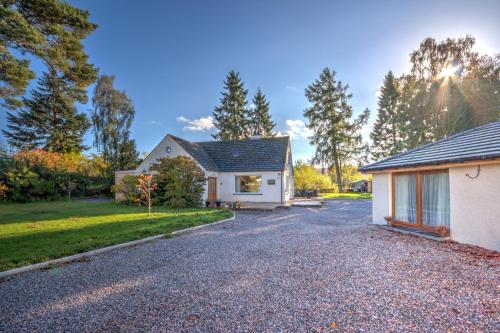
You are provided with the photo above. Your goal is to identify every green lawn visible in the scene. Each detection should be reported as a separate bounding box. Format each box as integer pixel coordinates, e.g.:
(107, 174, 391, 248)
(321, 192, 373, 200)
(0, 201, 232, 271)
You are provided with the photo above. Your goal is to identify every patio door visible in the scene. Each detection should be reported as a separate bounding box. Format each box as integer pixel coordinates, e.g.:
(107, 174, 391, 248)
(208, 177, 217, 202)
(421, 171, 450, 229)
(393, 173, 418, 225)
(392, 170, 450, 233)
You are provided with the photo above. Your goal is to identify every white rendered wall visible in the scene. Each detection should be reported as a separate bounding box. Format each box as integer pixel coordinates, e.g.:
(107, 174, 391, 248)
(449, 164, 500, 251)
(134, 135, 211, 201)
(217, 171, 284, 203)
(136, 135, 192, 173)
(372, 173, 391, 225)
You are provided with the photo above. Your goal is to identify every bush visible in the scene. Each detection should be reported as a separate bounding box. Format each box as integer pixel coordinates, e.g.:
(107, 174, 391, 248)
(0, 149, 112, 202)
(294, 160, 332, 190)
(150, 156, 205, 208)
(112, 174, 141, 205)
(0, 181, 8, 199)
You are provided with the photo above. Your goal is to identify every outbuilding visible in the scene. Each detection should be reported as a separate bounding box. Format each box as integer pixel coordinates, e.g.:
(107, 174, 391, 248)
(360, 121, 500, 251)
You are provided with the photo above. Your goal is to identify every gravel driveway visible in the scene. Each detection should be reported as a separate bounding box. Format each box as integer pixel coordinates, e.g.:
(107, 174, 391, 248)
(1, 200, 498, 332)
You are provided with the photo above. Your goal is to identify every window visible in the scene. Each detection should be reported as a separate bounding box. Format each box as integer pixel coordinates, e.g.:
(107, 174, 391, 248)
(235, 175, 262, 193)
(392, 170, 450, 232)
(421, 172, 450, 228)
(394, 174, 417, 224)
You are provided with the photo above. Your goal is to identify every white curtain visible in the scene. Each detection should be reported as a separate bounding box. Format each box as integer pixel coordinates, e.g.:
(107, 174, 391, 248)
(422, 173, 450, 228)
(394, 174, 417, 223)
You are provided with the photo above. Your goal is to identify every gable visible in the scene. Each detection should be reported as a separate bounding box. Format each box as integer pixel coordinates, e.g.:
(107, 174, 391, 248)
(136, 135, 200, 172)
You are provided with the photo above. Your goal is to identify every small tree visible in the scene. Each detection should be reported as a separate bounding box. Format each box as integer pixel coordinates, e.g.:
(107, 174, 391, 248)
(136, 174, 157, 216)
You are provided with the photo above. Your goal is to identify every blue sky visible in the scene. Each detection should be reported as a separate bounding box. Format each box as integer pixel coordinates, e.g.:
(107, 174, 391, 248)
(1, 0, 499, 161)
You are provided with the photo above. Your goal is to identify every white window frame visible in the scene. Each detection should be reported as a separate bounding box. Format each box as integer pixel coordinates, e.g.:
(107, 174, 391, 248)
(235, 175, 262, 194)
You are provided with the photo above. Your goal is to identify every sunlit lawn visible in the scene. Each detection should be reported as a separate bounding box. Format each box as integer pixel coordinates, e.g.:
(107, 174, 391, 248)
(0, 200, 232, 271)
(321, 192, 372, 200)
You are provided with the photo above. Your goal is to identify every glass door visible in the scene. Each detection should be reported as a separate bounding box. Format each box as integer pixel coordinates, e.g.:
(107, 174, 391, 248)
(393, 173, 418, 225)
(421, 172, 450, 229)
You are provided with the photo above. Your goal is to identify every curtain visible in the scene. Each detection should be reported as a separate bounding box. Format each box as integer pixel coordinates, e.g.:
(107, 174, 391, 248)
(394, 174, 417, 223)
(422, 173, 450, 228)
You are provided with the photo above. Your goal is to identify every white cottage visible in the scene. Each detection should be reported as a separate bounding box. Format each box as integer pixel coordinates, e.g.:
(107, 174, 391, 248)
(121, 134, 294, 204)
(360, 121, 500, 251)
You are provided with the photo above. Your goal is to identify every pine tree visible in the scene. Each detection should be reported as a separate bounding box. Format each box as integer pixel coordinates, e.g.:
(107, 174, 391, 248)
(3, 70, 90, 152)
(248, 88, 276, 137)
(370, 71, 403, 160)
(212, 71, 249, 141)
(92, 75, 139, 171)
(0, 0, 98, 110)
(304, 68, 369, 192)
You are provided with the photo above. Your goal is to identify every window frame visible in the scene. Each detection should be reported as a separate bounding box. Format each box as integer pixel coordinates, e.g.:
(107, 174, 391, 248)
(391, 169, 449, 234)
(234, 175, 263, 195)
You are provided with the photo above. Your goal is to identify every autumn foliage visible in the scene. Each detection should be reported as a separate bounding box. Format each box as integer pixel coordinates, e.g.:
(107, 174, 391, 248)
(0, 149, 110, 202)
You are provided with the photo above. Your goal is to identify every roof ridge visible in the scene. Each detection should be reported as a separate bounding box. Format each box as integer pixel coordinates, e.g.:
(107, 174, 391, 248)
(193, 135, 289, 145)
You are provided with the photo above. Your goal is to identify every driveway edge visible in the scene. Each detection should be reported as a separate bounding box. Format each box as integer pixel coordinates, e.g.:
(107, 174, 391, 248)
(171, 212, 235, 235)
(0, 212, 235, 280)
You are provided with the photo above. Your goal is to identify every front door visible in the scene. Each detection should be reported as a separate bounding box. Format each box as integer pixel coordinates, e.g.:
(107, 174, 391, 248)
(208, 177, 217, 202)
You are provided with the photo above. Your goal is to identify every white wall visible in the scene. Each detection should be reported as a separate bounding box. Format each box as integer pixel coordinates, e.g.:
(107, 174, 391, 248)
(134, 135, 211, 201)
(449, 164, 500, 251)
(283, 145, 294, 202)
(372, 173, 391, 225)
(217, 171, 284, 203)
(136, 135, 192, 173)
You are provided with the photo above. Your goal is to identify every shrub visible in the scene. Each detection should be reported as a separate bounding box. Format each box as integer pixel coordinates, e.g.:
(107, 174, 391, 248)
(112, 174, 141, 205)
(294, 160, 332, 190)
(1, 149, 112, 202)
(0, 181, 8, 199)
(150, 156, 205, 208)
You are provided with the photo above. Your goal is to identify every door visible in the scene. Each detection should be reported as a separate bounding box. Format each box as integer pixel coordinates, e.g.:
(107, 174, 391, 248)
(208, 177, 217, 202)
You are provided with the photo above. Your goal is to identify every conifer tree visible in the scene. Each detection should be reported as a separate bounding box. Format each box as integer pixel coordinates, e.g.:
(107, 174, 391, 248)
(3, 70, 89, 152)
(248, 88, 276, 137)
(92, 75, 139, 171)
(212, 71, 249, 140)
(304, 68, 369, 192)
(370, 71, 403, 160)
(0, 0, 98, 109)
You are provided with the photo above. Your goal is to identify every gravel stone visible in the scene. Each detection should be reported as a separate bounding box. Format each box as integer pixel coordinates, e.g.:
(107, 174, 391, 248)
(1, 200, 498, 332)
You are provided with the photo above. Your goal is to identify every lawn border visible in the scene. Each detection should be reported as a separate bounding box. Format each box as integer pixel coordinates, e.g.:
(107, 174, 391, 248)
(172, 211, 235, 235)
(0, 212, 235, 280)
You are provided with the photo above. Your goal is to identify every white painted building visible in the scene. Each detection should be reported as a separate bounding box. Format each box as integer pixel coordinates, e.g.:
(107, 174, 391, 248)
(361, 121, 500, 251)
(123, 134, 294, 204)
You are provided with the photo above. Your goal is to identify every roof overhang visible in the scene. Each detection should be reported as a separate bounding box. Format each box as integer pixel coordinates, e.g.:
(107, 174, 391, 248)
(361, 157, 500, 174)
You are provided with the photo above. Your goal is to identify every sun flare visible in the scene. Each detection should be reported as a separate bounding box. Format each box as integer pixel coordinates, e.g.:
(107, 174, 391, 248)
(437, 65, 459, 79)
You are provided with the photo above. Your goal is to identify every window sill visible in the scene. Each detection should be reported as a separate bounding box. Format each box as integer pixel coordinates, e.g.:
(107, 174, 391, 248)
(233, 193, 263, 195)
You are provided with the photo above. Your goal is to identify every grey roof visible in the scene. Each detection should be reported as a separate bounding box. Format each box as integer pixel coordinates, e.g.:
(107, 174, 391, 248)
(170, 136, 219, 171)
(170, 135, 290, 172)
(360, 121, 500, 172)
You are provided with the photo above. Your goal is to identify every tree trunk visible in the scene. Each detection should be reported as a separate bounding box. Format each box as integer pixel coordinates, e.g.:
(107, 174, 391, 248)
(332, 144, 343, 192)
